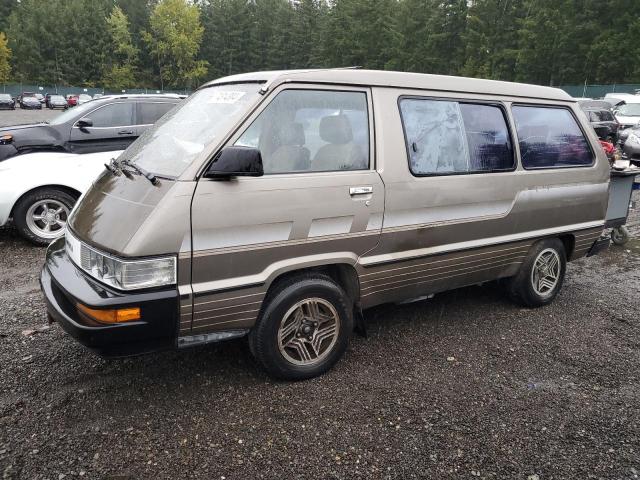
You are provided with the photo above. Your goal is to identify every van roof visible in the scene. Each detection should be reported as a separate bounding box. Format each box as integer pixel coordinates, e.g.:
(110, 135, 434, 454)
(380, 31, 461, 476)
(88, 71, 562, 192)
(202, 68, 573, 102)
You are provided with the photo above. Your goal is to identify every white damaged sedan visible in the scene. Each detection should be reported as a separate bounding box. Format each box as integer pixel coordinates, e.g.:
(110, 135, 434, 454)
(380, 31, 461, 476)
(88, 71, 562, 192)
(0, 150, 123, 245)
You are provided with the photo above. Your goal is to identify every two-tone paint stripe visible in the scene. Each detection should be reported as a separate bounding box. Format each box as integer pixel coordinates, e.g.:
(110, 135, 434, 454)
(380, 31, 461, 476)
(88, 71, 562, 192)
(571, 227, 604, 259)
(359, 242, 531, 298)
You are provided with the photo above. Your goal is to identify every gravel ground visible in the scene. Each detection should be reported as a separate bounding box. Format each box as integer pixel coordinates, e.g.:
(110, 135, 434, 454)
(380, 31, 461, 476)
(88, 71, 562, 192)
(0, 194, 639, 480)
(0, 107, 66, 127)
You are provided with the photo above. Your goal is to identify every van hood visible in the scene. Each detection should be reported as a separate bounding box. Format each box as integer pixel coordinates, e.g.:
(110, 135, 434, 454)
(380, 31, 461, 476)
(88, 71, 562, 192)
(68, 171, 195, 257)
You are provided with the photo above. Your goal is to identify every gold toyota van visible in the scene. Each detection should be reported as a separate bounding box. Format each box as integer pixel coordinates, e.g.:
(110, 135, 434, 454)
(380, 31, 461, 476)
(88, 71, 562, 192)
(41, 69, 610, 380)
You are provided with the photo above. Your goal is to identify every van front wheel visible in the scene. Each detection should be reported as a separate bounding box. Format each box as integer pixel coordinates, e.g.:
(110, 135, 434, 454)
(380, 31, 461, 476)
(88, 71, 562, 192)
(506, 238, 566, 308)
(249, 275, 353, 380)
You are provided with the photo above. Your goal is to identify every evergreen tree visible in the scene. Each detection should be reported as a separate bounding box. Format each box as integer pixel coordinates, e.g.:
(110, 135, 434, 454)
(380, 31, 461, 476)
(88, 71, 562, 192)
(393, 0, 467, 75)
(0, 0, 16, 33)
(322, 0, 399, 70)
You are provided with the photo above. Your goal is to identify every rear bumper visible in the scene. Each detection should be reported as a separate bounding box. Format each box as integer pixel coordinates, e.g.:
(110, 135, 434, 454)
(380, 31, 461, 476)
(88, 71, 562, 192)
(40, 237, 179, 357)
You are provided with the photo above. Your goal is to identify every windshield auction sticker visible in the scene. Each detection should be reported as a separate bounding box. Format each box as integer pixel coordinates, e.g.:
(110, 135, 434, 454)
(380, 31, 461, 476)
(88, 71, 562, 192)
(207, 91, 246, 104)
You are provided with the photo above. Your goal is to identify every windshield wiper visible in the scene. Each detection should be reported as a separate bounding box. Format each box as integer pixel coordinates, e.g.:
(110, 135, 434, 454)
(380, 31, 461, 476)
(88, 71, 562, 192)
(104, 157, 121, 176)
(104, 157, 134, 179)
(121, 159, 159, 186)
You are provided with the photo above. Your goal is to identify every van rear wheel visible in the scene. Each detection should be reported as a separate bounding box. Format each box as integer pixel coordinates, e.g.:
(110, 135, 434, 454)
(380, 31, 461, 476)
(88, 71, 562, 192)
(506, 238, 566, 308)
(249, 274, 353, 380)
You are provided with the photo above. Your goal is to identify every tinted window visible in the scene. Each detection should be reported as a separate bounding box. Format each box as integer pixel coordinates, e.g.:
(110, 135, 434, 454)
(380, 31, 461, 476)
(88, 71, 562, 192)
(137, 102, 175, 125)
(235, 89, 369, 174)
(512, 106, 593, 169)
(399, 98, 514, 175)
(588, 111, 601, 122)
(601, 110, 614, 121)
(87, 103, 134, 128)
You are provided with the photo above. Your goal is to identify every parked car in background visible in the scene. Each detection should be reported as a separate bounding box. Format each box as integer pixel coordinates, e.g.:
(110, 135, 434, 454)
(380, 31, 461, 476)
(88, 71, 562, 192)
(0, 149, 122, 244)
(621, 125, 640, 163)
(0, 94, 181, 162)
(47, 95, 68, 110)
(20, 95, 42, 109)
(92, 93, 103, 100)
(582, 107, 619, 142)
(0, 94, 15, 110)
(66, 95, 78, 107)
(35, 93, 45, 104)
(612, 101, 640, 130)
(77, 94, 92, 105)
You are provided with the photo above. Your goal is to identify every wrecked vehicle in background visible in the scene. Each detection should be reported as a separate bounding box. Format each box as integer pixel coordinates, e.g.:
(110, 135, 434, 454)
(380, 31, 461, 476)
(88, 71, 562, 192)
(0, 95, 180, 162)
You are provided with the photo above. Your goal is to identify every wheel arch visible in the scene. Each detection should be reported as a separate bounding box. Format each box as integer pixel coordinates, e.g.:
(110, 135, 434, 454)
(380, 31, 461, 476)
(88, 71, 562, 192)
(10, 184, 82, 218)
(558, 233, 575, 260)
(263, 261, 361, 308)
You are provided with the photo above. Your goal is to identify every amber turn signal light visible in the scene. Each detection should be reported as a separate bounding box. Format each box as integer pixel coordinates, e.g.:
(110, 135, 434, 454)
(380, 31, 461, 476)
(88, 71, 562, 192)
(76, 303, 141, 324)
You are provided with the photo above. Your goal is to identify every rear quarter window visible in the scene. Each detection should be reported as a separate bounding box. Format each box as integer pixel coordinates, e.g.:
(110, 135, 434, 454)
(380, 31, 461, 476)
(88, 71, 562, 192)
(398, 97, 514, 175)
(512, 105, 594, 169)
(137, 102, 175, 125)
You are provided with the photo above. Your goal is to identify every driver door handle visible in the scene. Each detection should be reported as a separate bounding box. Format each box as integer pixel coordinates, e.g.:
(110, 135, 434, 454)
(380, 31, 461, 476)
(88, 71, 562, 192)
(349, 186, 373, 196)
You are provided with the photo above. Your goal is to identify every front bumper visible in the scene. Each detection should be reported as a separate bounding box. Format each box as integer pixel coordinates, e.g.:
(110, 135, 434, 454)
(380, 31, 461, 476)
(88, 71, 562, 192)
(40, 237, 179, 357)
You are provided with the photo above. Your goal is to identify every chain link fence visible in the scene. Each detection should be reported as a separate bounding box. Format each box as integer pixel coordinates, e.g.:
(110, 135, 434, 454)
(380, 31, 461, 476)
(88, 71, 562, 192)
(0, 83, 190, 97)
(559, 84, 640, 99)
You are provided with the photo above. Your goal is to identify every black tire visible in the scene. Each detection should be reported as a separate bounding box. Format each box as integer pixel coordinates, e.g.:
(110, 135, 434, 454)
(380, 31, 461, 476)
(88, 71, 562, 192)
(611, 226, 630, 246)
(506, 238, 566, 308)
(13, 188, 77, 246)
(249, 274, 353, 380)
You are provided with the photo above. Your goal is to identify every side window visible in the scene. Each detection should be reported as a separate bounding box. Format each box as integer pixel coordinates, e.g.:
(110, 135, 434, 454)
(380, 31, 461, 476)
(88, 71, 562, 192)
(601, 110, 614, 121)
(512, 106, 593, 169)
(137, 102, 175, 125)
(589, 111, 603, 122)
(86, 103, 134, 128)
(235, 89, 369, 174)
(399, 98, 514, 175)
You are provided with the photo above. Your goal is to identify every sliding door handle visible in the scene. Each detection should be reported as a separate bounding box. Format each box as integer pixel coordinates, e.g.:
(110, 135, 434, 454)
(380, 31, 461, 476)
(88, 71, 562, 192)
(349, 186, 373, 196)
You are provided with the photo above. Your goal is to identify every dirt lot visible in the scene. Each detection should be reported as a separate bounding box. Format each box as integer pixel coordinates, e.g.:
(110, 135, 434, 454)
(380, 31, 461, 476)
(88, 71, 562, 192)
(0, 195, 639, 479)
(0, 107, 62, 127)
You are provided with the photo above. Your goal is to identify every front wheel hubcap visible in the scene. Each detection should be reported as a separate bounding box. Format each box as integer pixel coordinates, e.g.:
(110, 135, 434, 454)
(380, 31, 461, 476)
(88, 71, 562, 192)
(277, 298, 340, 366)
(25, 199, 70, 239)
(531, 248, 561, 296)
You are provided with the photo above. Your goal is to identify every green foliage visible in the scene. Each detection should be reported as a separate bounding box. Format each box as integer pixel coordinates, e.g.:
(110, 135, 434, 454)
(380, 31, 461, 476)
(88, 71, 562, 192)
(0, 31, 11, 83)
(2, 0, 640, 88)
(144, 0, 208, 89)
(103, 6, 139, 89)
(7, 0, 111, 85)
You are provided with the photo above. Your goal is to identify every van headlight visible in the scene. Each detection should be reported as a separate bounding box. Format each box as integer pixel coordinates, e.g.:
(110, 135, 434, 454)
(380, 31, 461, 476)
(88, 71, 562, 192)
(65, 230, 176, 290)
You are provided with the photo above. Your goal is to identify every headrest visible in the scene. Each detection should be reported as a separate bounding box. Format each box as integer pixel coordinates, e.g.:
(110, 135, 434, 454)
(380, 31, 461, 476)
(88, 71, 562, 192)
(319, 115, 353, 145)
(277, 122, 305, 146)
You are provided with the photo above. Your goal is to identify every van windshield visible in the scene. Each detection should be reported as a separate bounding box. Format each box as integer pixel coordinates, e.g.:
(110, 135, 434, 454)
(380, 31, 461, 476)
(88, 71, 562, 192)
(121, 83, 263, 178)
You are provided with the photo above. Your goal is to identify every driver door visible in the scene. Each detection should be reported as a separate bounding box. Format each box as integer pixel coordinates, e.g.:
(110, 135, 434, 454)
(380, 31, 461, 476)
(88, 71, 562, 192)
(68, 102, 137, 154)
(187, 85, 384, 334)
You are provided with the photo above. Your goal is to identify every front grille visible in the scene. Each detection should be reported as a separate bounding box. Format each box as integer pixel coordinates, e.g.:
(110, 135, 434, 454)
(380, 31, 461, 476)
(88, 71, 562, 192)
(80, 244, 91, 270)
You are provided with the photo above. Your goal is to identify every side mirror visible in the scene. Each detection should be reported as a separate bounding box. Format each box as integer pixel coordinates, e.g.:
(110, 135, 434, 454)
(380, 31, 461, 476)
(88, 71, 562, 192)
(204, 146, 264, 178)
(76, 118, 93, 128)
